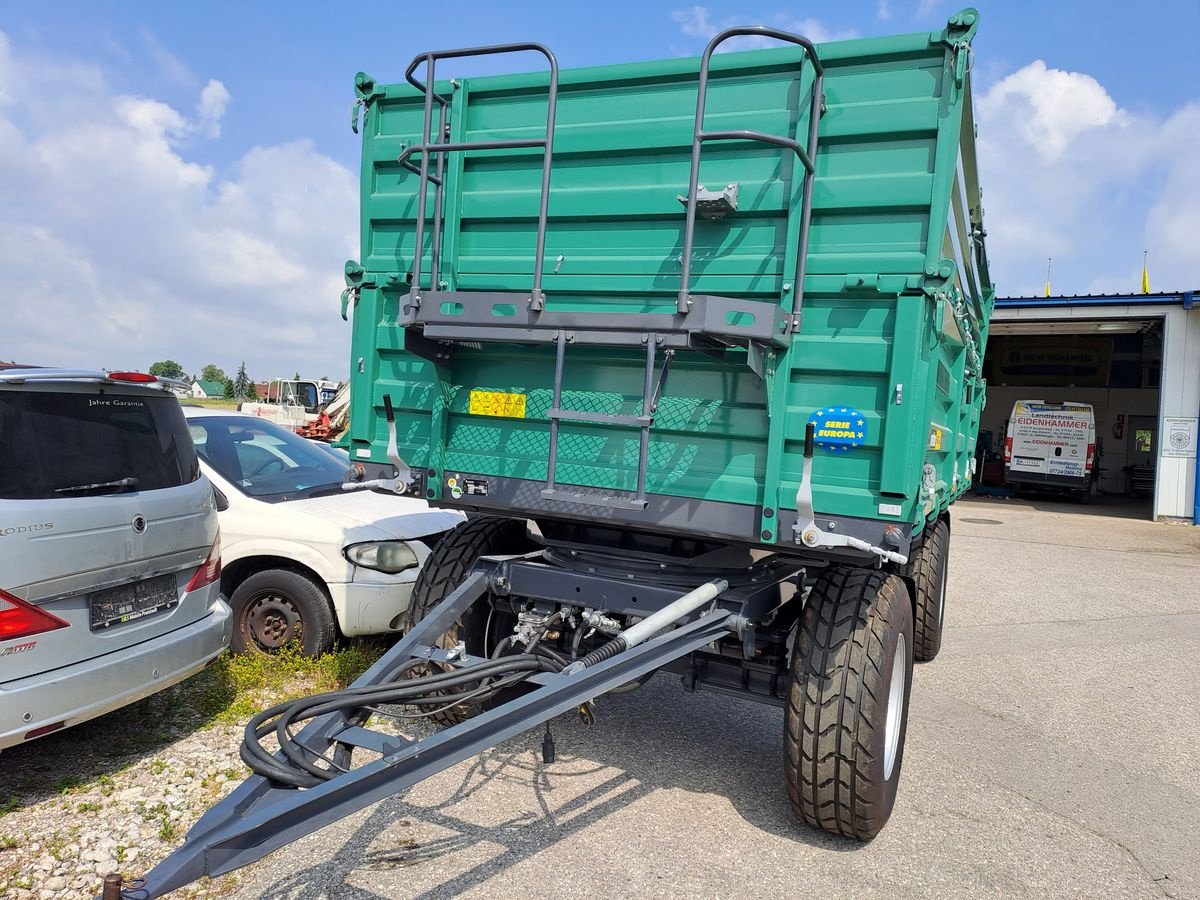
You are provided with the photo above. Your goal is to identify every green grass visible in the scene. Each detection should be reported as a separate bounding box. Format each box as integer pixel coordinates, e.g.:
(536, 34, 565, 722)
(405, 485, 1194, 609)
(187, 641, 388, 726)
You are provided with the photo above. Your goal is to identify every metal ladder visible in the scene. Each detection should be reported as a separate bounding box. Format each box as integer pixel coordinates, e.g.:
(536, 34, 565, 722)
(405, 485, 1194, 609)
(397, 30, 822, 513)
(541, 331, 674, 510)
(678, 26, 825, 324)
(541, 26, 824, 510)
(399, 42, 559, 311)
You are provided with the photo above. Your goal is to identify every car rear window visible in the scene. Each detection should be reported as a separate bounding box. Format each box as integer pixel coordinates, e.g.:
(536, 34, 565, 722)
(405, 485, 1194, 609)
(0, 389, 200, 500)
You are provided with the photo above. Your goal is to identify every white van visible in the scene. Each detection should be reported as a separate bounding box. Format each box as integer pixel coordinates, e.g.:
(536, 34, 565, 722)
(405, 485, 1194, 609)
(1004, 400, 1096, 495)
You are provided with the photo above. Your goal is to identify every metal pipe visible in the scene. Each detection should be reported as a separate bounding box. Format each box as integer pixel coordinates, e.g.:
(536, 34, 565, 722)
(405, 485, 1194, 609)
(1194, 379, 1200, 526)
(545, 331, 567, 491)
(410, 54, 436, 303)
(619, 578, 728, 649)
(789, 63, 824, 331)
(635, 337, 656, 501)
(532, 54, 559, 308)
(430, 103, 448, 290)
(701, 129, 814, 172)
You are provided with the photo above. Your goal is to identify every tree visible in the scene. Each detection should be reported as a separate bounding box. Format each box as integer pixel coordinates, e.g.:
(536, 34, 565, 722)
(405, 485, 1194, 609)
(223, 378, 235, 400)
(232, 362, 252, 401)
(201, 364, 226, 384)
(149, 359, 186, 380)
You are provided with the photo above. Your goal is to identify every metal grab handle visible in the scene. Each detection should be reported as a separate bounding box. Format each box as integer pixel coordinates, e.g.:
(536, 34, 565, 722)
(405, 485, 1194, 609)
(403, 42, 559, 310)
(678, 26, 825, 320)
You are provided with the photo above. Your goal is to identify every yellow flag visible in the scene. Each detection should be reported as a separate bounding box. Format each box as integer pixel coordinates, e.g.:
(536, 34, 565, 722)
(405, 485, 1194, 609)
(1140, 256, 1150, 294)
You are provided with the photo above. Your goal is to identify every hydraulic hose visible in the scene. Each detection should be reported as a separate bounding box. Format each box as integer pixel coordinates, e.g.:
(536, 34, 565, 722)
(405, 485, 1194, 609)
(241, 651, 563, 788)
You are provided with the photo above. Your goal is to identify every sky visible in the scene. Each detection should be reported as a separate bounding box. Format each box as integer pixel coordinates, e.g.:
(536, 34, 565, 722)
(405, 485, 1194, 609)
(1, 0, 1197, 379)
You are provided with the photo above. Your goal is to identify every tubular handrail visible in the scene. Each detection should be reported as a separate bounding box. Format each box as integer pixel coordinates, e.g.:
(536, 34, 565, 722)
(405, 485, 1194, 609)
(678, 26, 824, 323)
(402, 43, 559, 310)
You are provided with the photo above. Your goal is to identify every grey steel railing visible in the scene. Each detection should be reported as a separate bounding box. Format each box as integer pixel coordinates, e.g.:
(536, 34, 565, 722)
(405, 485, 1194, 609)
(677, 27, 825, 321)
(399, 43, 558, 310)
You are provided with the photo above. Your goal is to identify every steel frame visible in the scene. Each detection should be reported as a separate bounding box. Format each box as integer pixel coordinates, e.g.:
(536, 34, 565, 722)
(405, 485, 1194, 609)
(130, 551, 804, 897)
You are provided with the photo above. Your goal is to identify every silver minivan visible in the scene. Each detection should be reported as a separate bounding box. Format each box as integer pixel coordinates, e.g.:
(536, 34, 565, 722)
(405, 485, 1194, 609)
(0, 368, 231, 750)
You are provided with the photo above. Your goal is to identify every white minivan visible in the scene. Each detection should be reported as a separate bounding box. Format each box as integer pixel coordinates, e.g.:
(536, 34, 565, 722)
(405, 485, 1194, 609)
(0, 368, 231, 750)
(1004, 400, 1096, 496)
(181, 407, 463, 656)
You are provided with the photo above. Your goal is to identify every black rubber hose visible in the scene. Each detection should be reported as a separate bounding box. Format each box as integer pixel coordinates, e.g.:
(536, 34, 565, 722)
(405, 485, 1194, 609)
(270, 658, 547, 782)
(241, 654, 562, 787)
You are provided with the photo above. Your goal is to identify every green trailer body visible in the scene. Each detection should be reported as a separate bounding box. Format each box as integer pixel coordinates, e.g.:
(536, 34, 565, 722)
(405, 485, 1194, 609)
(344, 11, 993, 560)
(124, 19, 997, 891)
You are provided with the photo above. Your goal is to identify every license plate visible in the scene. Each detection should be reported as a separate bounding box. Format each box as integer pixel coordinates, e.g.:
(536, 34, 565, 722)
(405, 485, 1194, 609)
(468, 390, 527, 419)
(89, 574, 178, 629)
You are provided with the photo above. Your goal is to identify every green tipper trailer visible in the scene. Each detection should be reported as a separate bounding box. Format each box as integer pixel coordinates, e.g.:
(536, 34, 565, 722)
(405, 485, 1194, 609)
(128, 14, 995, 897)
(340, 10, 993, 835)
(345, 15, 992, 558)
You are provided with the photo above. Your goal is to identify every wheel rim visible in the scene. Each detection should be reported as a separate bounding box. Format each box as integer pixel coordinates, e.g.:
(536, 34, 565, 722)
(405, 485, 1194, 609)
(883, 632, 907, 781)
(243, 592, 303, 651)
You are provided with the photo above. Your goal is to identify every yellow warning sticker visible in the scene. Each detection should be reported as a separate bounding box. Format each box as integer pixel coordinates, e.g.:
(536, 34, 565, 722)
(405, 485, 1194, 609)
(468, 390, 527, 419)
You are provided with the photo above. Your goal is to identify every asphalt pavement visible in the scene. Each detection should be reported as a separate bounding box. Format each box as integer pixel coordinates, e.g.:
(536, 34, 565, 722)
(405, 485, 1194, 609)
(226, 497, 1200, 900)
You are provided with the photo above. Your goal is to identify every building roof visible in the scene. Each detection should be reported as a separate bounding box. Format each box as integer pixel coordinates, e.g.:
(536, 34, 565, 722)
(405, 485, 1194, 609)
(195, 379, 226, 396)
(996, 290, 1196, 309)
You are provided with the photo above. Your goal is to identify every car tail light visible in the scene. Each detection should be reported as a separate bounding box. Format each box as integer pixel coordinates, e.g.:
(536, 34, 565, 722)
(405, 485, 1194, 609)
(186, 531, 222, 593)
(1085, 442, 1095, 472)
(107, 371, 157, 383)
(0, 588, 69, 640)
(1003, 436, 1012, 463)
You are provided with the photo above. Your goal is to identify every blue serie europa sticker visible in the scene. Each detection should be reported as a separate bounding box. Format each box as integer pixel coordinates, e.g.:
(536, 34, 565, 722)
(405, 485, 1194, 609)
(808, 407, 867, 453)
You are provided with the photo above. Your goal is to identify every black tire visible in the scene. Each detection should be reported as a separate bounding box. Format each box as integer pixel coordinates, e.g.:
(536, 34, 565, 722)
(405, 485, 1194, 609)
(230, 569, 337, 657)
(908, 518, 949, 662)
(785, 567, 914, 840)
(408, 516, 535, 726)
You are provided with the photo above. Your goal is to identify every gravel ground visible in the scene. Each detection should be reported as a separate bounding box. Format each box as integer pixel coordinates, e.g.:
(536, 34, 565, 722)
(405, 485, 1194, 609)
(0, 700, 247, 899)
(3, 496, 1198, 898)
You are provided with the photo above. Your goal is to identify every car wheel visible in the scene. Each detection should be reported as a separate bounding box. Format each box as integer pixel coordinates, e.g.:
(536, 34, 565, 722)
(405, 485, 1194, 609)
(230, 569, 337, 657)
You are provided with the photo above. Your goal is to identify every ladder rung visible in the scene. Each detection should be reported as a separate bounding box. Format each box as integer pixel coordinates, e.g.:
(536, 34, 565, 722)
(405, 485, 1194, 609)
(548, 408, 650, 427)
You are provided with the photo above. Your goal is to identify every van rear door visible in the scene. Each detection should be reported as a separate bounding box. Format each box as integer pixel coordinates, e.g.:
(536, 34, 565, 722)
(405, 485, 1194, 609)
(1004, 401, 1095, 488)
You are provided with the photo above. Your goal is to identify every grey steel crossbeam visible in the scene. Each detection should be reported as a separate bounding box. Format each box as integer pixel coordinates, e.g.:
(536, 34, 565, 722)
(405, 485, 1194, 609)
(134, 608, 734, 898)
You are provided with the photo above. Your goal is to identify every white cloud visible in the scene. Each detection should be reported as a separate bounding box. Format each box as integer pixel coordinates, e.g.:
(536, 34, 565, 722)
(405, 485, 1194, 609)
(671, 6, 855, 49)
(876, 0, 892, 20)
(976, 60, 1199, 296)
(196, 79, 231, 139)
(980, 61, 1127, 161)
(0, 30, 357, 377)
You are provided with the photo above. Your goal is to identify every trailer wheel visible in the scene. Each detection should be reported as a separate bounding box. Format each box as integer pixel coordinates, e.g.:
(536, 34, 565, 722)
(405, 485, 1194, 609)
(785, 568, 914, 840)
(407, 516, 535, 726)
(908, 518, 949, 662)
